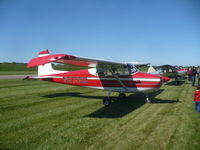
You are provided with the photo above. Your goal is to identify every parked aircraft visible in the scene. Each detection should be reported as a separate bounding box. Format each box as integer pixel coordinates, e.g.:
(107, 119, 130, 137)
(148, 65, 187, 77)
(27, 50, 170, 105)
(147, 65, 187, 85)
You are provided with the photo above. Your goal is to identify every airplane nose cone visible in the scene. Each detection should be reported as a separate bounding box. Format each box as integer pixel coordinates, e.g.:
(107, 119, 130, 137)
(162, 76, 170, 82)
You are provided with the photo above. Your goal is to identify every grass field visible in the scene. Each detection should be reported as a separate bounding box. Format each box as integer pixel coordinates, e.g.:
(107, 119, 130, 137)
(0, 78, 200, 150)
(0, 63, 36, 75)
(0, 63, 88, 75)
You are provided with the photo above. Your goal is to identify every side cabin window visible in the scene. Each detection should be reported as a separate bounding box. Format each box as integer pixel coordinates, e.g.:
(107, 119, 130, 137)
(97, 64, 138, 76)
(96, 68, 113, 76)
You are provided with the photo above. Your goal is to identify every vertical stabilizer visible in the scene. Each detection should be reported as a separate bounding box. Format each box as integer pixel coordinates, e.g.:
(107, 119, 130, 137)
(147, 66, 162, 76)
(147, 66, 156, 74)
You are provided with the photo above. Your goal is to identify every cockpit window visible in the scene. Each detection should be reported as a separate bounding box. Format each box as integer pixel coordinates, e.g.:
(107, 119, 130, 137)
(97, 64, 138, 76)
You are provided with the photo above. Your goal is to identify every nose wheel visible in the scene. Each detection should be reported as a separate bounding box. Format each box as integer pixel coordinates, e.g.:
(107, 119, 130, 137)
(103, 90, 112, 106)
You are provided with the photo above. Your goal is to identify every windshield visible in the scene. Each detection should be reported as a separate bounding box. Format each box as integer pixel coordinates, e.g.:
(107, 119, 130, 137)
(126, 63, 138, 74)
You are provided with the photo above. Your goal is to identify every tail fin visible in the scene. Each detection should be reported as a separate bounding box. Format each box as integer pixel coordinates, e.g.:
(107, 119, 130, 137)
(37, 50, 66, 76)
(147, 66, 163, 76)
(147, 66, 156, 74)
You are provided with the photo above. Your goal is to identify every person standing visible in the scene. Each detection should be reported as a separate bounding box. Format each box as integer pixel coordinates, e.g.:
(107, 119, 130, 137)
(188, 68, 193, 81)
(197, 68, 200, 86)
(191, 67, 197, 86)
(194, 86, 200, 112)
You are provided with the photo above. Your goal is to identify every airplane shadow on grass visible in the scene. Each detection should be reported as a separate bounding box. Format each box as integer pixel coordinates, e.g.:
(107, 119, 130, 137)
(165, 80, 185, 86)
(43, 89, 179, 118)
(86, 90, 179, 118)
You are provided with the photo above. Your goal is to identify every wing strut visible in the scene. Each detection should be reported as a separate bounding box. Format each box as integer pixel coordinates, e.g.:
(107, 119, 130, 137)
(110, 69, 128, 92)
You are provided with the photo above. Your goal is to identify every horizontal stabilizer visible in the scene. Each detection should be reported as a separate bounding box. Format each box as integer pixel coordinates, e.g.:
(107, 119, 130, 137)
(24, 75, 63, 80)
(32, 76, 63, 79)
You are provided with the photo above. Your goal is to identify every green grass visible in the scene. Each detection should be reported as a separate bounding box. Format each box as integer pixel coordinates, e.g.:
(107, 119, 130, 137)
(0, 63, 30, 71)
(0, 71, 36, 75)
(0, 79, 200, 150)
(0, 63, 36, 75)
(0, 63, 87, 75)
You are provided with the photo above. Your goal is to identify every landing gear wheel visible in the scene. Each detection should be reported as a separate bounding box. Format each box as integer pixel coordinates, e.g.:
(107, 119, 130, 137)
(119, 93, 126, 99)
(103, 98, 112, 106)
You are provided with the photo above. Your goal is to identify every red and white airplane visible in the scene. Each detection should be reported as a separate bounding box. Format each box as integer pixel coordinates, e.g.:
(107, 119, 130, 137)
(176, 68, 187, 76)
(27, 50, 170, 106)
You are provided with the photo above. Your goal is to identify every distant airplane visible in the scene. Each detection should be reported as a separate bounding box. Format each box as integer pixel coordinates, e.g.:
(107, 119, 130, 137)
(176, 68, 187, 76)
(147, 65, 187, 84)
(27, 50, 170, 106)
(148, 65, 187, 76)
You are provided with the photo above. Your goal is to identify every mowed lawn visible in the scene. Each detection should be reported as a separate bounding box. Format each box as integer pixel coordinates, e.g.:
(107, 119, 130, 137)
(0, 63, 36, 75)
(0, 79, 200, 150)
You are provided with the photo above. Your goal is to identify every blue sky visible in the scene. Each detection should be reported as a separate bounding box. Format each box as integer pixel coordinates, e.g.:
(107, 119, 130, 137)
(0, 0, 199, 66)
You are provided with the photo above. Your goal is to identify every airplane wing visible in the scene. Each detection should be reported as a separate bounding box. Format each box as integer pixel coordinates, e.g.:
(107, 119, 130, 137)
(28, 51, 149, 70)
(28, 53, 125, 68)
(156, 64, 172, 67)
(155, 64, 177, 72)
(129, 62, 150, 67)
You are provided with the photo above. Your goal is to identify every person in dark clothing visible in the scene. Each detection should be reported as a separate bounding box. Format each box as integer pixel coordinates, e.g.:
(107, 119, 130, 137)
(191, 67, 197, 86)
(197, 68, 200, 86)
(194, 86, 200, 112)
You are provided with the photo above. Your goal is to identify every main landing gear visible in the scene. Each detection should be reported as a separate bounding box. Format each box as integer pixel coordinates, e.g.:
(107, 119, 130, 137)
(102, 91, 127, 106)
(103, 91, 112, 106)
(102, 92, 152, 106)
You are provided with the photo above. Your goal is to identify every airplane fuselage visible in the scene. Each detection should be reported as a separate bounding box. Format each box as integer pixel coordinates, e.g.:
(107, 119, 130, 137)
(41, 68, 168, 93)
(176, 69, 187, 76)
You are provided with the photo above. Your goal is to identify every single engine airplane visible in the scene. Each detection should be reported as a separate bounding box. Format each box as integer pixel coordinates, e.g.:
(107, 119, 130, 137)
(147, 65, 187, 78)
(27, 50, 170, 106)
(176, 68, 187, 76)
(147, 65, 187, 85)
